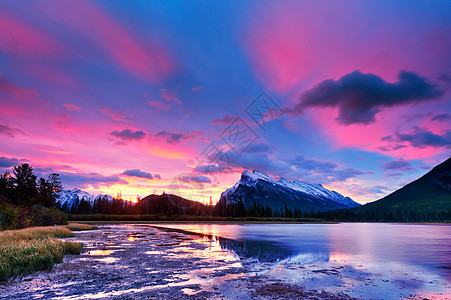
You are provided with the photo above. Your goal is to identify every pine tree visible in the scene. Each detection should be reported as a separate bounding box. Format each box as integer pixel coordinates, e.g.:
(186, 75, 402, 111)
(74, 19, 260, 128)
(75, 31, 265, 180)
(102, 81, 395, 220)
(13, 164, 38, 206)
(37, 178, 53, 207)
(0, 171, 14, 201)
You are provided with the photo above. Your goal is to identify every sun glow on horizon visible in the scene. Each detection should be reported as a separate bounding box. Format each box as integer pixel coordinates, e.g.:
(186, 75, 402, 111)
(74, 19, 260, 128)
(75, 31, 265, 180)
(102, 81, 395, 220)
(0, 1, 450, 206)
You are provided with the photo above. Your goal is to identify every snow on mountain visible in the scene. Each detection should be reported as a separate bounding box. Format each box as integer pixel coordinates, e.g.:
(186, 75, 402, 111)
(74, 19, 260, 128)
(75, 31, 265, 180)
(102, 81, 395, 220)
(56, 188, 113, 209)
(220, 170, 360, 211)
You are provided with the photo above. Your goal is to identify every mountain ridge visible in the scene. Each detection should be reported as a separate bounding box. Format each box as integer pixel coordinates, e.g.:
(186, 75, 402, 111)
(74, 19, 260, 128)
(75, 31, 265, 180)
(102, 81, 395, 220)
(218, 170, 360, 212)
(136, 193, 207, 215)
(56, 188, 113, 209)
(357, 156, 451, 211)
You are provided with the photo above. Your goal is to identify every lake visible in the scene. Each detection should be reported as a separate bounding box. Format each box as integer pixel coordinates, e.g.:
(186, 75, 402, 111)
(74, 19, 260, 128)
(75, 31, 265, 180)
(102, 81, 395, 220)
(1, 223, 450, 299)
(159, 223, 451, 281)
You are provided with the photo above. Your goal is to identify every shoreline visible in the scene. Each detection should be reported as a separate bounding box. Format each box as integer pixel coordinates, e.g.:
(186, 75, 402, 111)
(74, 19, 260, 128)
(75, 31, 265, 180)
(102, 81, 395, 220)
(0, 224, 449, 299)
(72, 219, 451, 225)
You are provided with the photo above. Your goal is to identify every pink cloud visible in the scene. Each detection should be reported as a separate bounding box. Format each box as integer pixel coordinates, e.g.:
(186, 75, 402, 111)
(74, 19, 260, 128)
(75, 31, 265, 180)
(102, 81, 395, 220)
(64, 104, 81, 111)
(0, 8, 64, 57)
(147, 100, 171, 111)
(242, 2, 337, 93)
(35, 146, 73, 155)
(142, 144, 194, 160)
(42, 1, 175, 81)
(100, 108, 133, 122)
(144, 89, 182, 110)
(160, 89, 181, 104)
(242, 1, 446, 94)
(192, 85, 203, 92)
(23, 64, 78, 88)
(211, 114, 237, 125)
(0, 91, 51, 118)
(54, 113, 75, 129)
(308, 102, 448, 160)
(0, 74, 38, 96)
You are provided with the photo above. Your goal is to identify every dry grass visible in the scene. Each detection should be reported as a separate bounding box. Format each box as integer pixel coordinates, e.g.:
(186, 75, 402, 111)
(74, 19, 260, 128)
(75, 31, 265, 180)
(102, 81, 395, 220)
(0, 226, 83, 280)
(65, 223, 98, 231)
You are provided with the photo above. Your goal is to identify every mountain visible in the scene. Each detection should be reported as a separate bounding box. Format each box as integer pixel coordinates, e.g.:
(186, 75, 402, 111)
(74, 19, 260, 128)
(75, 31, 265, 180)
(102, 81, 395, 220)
(136, 193, 207, 215)
(218, 170, 360, 212)
(56, 188, 113, 209)
(358, 156, 451, 212)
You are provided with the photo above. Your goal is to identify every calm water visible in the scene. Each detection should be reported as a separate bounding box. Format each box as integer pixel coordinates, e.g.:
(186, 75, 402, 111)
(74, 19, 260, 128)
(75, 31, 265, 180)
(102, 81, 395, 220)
(158, 223, 451, 282)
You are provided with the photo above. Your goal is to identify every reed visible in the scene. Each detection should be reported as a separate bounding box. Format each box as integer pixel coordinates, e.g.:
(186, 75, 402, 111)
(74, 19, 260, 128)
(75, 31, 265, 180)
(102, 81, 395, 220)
(0, 226, 83, 280)
(65, 223, 98, 231)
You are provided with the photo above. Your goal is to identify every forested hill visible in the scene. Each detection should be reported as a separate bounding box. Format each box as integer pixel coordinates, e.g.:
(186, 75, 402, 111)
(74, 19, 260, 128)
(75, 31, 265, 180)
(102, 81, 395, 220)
(358, 156, 451, 212)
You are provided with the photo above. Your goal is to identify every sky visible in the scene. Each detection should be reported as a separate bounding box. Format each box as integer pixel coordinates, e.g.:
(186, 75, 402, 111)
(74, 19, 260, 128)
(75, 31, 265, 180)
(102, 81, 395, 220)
(0, 0, 450, 204)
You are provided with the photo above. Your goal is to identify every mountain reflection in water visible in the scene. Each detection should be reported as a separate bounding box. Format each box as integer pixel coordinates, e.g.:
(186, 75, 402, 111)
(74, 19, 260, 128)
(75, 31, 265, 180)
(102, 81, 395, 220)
(154, 223, 451, 282)
(218, 237, 329, 264)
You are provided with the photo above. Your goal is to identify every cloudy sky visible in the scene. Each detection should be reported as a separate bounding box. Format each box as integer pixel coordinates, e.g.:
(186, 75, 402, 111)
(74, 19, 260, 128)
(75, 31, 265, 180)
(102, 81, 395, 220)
(0, 0, 450, 204)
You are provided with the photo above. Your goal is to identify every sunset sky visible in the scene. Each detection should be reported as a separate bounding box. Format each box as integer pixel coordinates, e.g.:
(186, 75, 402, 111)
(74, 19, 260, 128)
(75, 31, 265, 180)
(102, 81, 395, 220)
(0, 0, 450, 204)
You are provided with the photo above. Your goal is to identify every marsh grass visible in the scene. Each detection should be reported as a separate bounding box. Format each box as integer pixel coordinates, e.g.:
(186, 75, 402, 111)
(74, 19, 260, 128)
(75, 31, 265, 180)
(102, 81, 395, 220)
(65, 223, 98, 231)
(0, 226, 83, 280)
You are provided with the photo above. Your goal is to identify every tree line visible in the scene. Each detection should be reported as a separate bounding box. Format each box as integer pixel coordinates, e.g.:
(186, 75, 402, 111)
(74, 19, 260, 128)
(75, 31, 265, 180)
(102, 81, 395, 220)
(1, 163, 449, 224)
(67, 196, 451, 222)
(215, 200, 451, 222)
(0, 164, 62, 207)
(59, 196, 135, 215)
(315, 207, 451, 222)
(0, 164, 66, 230)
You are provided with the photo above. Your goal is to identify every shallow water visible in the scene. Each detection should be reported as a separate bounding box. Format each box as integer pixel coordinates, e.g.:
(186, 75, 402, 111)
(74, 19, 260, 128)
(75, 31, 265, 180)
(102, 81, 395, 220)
(157, 223, 451, 282)
(1, 223, 450, 299)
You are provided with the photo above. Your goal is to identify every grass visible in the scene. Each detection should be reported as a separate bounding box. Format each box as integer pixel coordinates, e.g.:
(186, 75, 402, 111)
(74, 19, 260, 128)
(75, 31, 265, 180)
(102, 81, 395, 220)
(65, 223, 98, 231)
(0, 226, 83, 281)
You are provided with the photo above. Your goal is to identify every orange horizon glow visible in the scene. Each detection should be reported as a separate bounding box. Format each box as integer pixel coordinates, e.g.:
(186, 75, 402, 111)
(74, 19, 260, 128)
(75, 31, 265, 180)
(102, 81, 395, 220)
(1, 1, 449, 206)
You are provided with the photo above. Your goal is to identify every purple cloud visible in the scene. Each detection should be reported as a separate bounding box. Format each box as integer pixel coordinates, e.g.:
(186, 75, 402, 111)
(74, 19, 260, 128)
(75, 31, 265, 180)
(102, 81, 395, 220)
(246, 143, 271, 153)
(152, 130, 204, 144)
(393, 128, 451, 148)
(431, 114, 450, 122)
(381, 159, 414, 172)
(110, 129, 146, 141)
(58, 172, 127, 189)
(289, 155, 338, 172)
(439, 73, 451, 85)
(179, 175, 211, 183)
(0, 123, 24, 138)
(0, 157, 23, 168)
(287, 155, 366, 183)
(122, 169, 160, 180)
(288, 70, 443, 125)
(194, 164, 229, 174)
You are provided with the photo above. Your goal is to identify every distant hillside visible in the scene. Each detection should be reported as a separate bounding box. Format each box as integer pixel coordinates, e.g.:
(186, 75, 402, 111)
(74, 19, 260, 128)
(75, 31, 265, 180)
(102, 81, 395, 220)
(358, 156, 451, 212)
(136, 193, 208, 215)
(218, 170, 359, 212)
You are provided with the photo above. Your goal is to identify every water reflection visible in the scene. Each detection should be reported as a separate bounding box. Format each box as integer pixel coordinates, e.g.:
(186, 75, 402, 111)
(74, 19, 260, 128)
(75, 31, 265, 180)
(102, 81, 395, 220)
(96, 257, 118, 263)
(17, 223, 448, 300)
(219, 237, 328, 264)
(152, 224, 331, 266)
(88, 250, 114, 256)
(157, 223, 451, 282)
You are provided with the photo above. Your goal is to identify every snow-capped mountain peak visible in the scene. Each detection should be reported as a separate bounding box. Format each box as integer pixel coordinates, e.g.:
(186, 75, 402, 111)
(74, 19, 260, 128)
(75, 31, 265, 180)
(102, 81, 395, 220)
(56, 189, 113, 209)
(220, 170, 360, 211)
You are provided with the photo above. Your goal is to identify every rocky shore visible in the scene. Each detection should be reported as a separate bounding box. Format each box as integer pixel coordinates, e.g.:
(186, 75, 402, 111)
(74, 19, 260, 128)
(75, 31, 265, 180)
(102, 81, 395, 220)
(0, 224, 449, 299)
